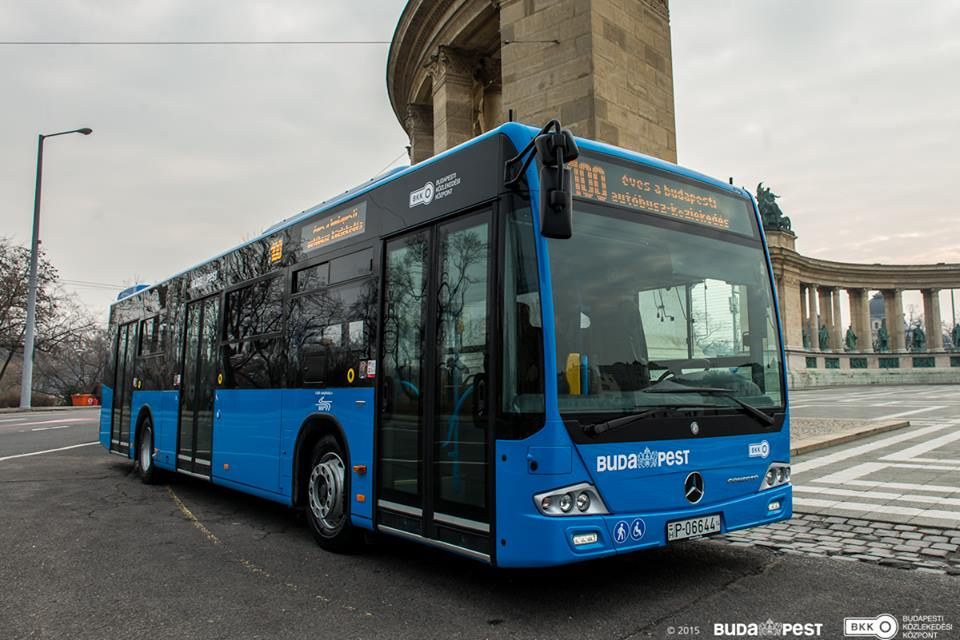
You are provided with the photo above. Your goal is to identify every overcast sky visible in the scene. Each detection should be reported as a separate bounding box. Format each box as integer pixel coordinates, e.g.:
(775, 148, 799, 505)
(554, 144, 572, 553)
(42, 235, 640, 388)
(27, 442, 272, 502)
(1, 0, 958, 322)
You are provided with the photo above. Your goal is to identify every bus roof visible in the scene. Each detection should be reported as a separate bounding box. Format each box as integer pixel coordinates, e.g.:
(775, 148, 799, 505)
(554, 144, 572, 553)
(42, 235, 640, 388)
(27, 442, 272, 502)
(113, 122, 750, 305)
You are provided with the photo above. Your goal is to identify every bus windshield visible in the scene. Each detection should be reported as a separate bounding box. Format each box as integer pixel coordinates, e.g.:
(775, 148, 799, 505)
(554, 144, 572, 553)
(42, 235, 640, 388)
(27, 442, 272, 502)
(549, 204, 784, 417)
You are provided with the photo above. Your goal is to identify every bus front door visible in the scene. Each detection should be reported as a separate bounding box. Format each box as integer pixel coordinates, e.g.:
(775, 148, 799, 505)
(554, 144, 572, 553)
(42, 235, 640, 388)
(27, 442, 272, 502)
(378, 210, 493, 560)
(110, 320, 138, 455)
(178, 295, 220, 478)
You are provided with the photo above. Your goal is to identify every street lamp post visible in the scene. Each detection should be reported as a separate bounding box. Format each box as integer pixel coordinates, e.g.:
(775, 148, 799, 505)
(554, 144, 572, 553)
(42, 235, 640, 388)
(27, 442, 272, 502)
(19, 127, 92, 409)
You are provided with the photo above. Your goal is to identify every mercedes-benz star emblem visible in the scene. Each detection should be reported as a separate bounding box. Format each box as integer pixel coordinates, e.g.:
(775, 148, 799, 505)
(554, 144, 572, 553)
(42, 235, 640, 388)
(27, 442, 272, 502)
(684, 472, 704, 504)
(690, 421, 700, 435)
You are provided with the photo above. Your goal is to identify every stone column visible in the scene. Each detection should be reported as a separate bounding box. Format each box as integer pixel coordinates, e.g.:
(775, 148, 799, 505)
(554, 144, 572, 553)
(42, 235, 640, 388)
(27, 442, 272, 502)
(800, 285, 810, 348)
(818, 287, 834, 350)
(427, 46, 475, 154)
(780, 277, 803, 350)
(404, 104, 434, 165)
(883, 289, 906, 352)
(848, 288, 872, 352)
(923, 289, 943, 350)
(830, 287, 843, 352)
(806, 284, 819, 351)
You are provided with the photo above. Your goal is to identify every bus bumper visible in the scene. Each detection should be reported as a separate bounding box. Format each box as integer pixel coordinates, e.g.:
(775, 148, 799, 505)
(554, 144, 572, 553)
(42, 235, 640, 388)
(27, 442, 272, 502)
(495, 486, 792, 568)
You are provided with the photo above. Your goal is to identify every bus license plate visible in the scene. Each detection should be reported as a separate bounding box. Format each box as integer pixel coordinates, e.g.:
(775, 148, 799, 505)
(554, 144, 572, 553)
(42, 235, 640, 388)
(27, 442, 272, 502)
(666, 514, 721, 541)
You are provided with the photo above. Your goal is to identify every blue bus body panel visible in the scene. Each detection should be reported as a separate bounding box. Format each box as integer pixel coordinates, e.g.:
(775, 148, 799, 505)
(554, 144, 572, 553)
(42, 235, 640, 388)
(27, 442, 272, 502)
(492, 124, 792, 568)
(152, 391, 180, 471)
(496, 426, 792, 567)
(99, 386, 112, 450)
(213, 389, 284, 496)
(128, 390, 173, 463)
(281, 387, 376, 528)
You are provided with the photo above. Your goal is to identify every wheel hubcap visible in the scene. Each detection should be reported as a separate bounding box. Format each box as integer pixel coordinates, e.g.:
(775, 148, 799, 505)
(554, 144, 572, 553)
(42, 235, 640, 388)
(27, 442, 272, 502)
(308, 452, 345, 532)
(140, 433, 151, 472)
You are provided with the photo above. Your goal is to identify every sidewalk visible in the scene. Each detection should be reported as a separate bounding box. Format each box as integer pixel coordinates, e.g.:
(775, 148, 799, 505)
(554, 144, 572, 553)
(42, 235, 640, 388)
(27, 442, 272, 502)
(0, 405, 98, 414)
(791, 417, 910, 455)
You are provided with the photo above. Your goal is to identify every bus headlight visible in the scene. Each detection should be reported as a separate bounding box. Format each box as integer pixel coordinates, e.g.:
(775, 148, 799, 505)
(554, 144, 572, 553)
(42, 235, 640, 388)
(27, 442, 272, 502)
(576, 491, 591, 512)
(534, 483, 608, 516)
(760, 463, 791, 491)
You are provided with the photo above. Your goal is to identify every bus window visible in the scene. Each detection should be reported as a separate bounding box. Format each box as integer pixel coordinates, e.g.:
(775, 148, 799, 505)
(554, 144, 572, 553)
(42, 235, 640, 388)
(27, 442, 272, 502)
(288, 280, 377, 387)
(500, 207, 544, 430)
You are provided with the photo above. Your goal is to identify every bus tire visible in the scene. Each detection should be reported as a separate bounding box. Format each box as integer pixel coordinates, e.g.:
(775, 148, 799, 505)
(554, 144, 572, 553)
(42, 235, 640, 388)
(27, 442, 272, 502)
(137, 419, 159, 485)
(306, 434, 360, 552)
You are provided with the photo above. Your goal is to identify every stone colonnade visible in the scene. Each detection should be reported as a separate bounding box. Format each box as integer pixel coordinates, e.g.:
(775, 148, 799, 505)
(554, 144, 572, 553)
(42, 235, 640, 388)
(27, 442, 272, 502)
(792, 284, 943, 353)
(767, 230, 958, 354)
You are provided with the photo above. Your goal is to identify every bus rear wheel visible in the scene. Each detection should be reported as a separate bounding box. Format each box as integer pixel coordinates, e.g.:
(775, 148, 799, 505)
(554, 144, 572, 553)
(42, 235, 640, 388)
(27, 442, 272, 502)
(306, 435, 360, 552)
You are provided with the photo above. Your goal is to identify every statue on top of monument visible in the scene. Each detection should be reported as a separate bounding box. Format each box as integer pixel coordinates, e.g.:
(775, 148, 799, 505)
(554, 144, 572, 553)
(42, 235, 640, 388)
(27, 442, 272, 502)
(802, 328, 811, 350)
(818, 324, 829, 350)
(756, 183, 792, 233)
(844, 325, 858, 352)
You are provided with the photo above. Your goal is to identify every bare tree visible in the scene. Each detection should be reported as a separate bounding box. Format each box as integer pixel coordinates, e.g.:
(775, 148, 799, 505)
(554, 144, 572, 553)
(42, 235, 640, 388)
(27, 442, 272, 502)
(0, 237, 104, 405)
(0, 238, 60, 385)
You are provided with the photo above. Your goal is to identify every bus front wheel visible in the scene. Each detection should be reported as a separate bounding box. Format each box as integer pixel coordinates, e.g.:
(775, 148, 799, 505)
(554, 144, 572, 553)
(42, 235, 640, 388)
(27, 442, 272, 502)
(306, 435, 360, 552)
(137, 419, 159, 485)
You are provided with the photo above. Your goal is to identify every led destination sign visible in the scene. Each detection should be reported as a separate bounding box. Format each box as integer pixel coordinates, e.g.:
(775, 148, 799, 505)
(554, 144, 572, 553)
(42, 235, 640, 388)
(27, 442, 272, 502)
(568, 155, 755, 236)
(301, 201, 367, 252)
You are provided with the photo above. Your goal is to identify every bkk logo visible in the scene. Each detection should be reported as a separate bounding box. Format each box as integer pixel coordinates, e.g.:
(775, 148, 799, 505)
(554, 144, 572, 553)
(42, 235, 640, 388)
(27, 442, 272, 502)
(596, 447, 690, 473)
(749, 440, 771, 459)
(409, 181, 435, 208)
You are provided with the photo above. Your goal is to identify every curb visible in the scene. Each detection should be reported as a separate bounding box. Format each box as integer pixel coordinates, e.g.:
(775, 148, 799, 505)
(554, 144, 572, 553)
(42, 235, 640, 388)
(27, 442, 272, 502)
(0, 406, 98, 414)
(791, 420, 911, 456)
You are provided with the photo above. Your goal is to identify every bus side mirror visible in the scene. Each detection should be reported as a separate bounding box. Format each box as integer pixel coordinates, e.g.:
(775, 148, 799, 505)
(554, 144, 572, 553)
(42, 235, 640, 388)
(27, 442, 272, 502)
(536, 129, 579, 239)
(539, 165, 573, 239)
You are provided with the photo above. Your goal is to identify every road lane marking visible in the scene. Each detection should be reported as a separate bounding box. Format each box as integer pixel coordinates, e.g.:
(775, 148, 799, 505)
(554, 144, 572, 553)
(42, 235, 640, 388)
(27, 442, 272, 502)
(879, 429, 960, 461)
(166, 487, 221, 545)
(0, 441, 99, 462)
(792, 423, 952, 474)
(846, 479, 960, 494)
(794, 485, 960, 507)
(793, 497, 960, 523)
(871, 406, 946, 421)
(31, 425, 72, 432)
(812, 462, 887, 484)
(0, 417, 96, 430)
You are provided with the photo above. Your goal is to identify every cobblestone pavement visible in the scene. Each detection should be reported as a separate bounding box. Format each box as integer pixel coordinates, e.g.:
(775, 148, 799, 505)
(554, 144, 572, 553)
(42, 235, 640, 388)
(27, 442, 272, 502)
(715, 385, 960, 574)
(715, 513, 960, 575)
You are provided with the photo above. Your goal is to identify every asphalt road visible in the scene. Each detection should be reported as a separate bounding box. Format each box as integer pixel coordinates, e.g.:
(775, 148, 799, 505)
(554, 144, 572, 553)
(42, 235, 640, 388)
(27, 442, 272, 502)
(1, 404, 957, 640)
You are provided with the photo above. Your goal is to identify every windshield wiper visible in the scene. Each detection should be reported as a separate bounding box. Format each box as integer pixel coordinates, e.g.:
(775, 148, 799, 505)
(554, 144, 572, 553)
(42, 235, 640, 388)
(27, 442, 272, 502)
(582, 406, 700, 436)
(641, 381, 776, 427)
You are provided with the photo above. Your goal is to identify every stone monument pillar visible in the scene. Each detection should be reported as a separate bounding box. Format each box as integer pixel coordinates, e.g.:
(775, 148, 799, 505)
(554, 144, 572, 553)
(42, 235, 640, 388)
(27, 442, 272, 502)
(923, 289, 943, 350)
(500, 0, 677, 161)
(405, 104, 434, 165)
(883, 289, 906, 352)
(806, 285, 819, 351)
(818, 288, 834, 350)
(428, 46, 476, 153)
(848, 288, 873, 353)
(830, 288, 843, 352)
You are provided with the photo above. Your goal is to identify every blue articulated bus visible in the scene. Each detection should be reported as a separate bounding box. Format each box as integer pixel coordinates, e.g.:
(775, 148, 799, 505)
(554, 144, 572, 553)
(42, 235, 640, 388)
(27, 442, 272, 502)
(100, 121, 791, 567)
